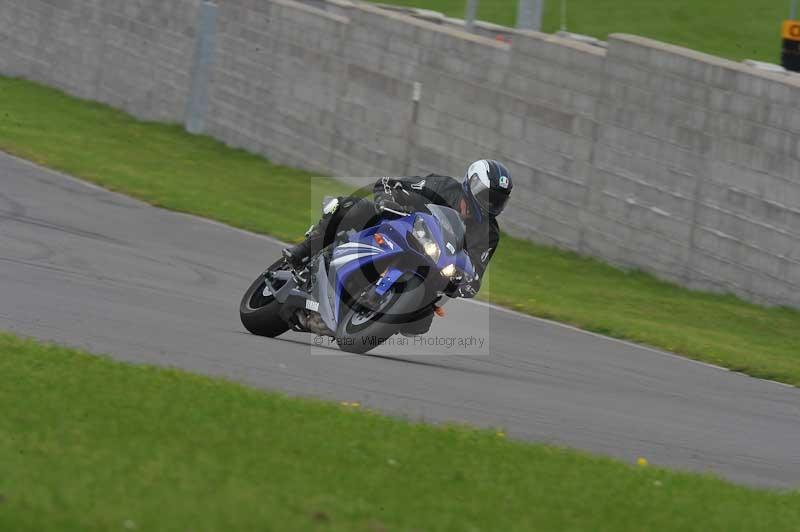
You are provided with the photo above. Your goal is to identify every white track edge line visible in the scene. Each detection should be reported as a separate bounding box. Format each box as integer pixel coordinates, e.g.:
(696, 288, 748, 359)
(466, 298, 796, 389)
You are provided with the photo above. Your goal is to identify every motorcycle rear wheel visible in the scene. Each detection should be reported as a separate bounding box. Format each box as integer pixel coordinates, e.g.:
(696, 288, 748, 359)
(239, 260, 291, 338)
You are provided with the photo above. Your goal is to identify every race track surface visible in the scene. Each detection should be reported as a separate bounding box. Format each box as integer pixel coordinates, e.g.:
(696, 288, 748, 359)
(1, 152, 798, 488)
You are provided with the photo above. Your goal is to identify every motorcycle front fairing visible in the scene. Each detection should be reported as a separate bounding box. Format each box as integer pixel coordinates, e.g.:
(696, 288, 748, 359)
(311, 219, 408, 333)
(310, 208, 475, 333)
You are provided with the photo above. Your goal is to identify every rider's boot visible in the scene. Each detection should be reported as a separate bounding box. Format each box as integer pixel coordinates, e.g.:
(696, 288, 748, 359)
(282, 230, 320, 270)
(282, 213, 334, 270)
(281, 245, 308, 271)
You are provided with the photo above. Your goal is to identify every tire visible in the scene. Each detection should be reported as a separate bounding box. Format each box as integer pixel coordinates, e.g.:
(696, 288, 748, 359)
(335, 276, 426, 354)
(239, 261, 291, 338)
(401, 309, 434, 336)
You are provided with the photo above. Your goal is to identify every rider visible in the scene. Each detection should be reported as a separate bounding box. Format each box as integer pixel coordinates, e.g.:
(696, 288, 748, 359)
(282, 159, 513, 299)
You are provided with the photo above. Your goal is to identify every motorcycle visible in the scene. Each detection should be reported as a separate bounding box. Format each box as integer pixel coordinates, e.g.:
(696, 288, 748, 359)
(239, 200, 475, 354)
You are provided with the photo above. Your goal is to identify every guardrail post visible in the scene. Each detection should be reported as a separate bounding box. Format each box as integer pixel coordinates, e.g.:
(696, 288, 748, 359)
(465, 0, 478, 31)
(533, 0, 544, 31)
(517, 0, 543, 31)
(185, 1, 218, 135)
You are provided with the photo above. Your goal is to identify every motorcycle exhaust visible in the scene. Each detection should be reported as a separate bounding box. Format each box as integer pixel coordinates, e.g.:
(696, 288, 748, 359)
(297, 310, 334, 337)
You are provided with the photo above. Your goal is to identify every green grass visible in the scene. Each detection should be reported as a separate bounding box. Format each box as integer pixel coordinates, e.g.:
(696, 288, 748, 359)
(1, 76, 800, 387)
(0, 83, 346, 243)
(376, 0, 788, 62)
(486, 237, 800, 384)
(1, 331, 799, 531)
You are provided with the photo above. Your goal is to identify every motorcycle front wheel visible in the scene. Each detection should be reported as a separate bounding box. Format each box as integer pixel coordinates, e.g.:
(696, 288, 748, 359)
(335, 276, 425, 354)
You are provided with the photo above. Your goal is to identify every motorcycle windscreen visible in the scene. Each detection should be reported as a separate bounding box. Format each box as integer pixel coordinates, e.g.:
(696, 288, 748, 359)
(426, 204, 466, 253)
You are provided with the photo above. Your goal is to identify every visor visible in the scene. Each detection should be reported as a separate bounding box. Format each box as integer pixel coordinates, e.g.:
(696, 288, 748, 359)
(468, 173, 510, 216)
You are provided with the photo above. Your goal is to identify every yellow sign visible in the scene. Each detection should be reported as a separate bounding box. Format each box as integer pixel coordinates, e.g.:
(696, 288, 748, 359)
(782, 20, 800, 41)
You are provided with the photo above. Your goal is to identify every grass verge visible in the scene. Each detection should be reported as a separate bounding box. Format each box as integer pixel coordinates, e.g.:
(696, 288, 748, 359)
(1, 76, 799, 386)
(1, 331, 799, 531)
(375, 0, 787, 63)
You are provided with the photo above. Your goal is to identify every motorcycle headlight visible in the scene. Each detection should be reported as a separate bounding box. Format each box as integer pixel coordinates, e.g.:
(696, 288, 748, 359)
(413, 217, 441, 263)
(424, 242, 440, 259)
(441, 263, 457, 277)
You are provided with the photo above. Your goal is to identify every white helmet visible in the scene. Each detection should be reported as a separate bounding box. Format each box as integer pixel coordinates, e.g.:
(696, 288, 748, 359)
(463, 159, 513, 220)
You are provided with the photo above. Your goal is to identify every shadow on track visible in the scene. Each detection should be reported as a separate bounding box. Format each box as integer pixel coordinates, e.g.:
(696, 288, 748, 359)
(261, 333, 544, 384)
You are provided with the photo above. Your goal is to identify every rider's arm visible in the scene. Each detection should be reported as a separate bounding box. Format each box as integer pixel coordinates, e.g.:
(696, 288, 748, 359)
(373, 176, 448, 212)
(459, 220, 500, 298)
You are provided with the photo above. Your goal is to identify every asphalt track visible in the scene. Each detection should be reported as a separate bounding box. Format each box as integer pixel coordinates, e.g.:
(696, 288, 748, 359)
(1, 152, 799, 488)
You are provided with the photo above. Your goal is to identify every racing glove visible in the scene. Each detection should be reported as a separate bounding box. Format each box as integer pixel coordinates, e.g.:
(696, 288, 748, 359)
(456, 283, 478, 298)
(444, 273, 477, 299)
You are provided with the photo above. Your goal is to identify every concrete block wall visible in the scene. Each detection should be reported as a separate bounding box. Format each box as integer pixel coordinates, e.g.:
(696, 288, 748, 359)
(0, 0, 200, 121)
(2, 0, 800, 307)
(206, 0, 351, 174)
(590, 35, 800, 305)
(498, 32, 606, 249)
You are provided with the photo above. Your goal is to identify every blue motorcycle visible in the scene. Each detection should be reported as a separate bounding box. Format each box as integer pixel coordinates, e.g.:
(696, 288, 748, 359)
(239, 202, 475, 354)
